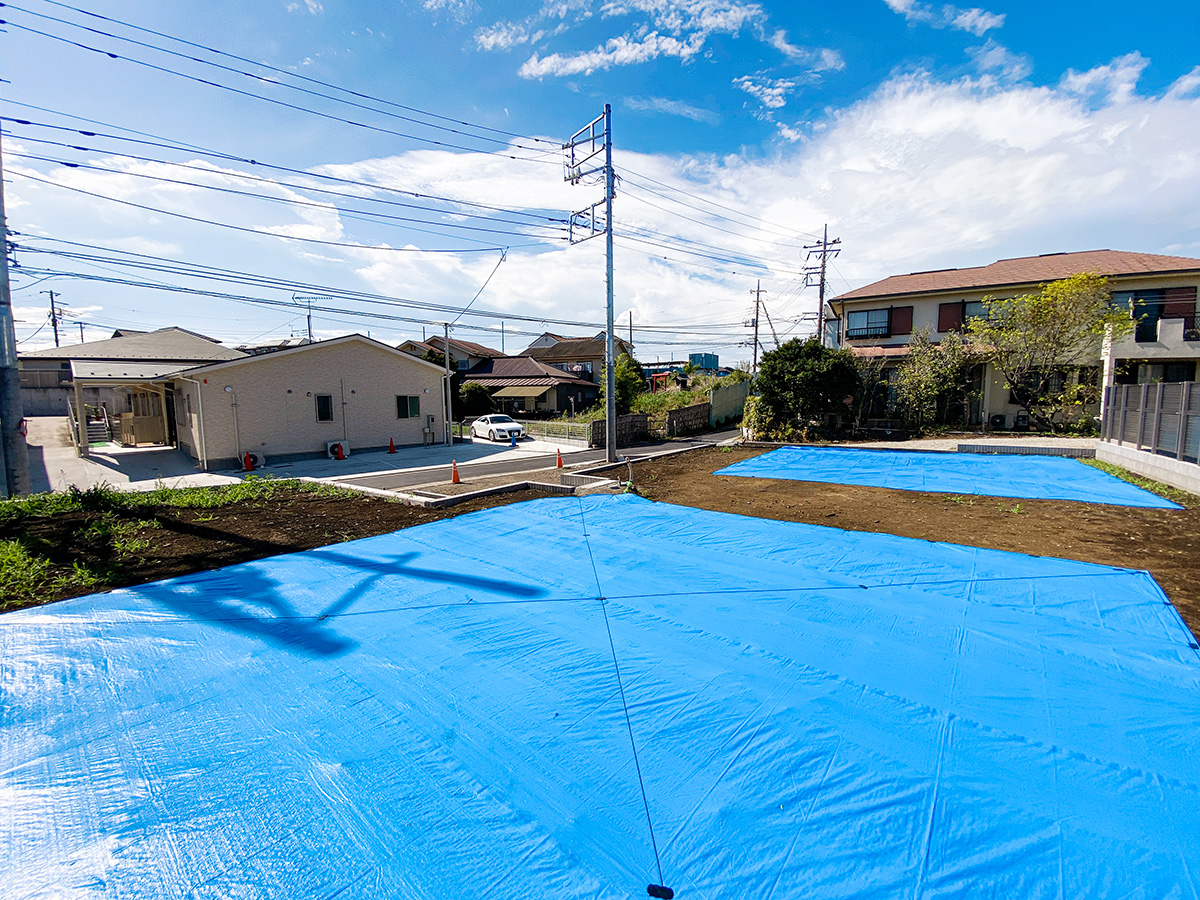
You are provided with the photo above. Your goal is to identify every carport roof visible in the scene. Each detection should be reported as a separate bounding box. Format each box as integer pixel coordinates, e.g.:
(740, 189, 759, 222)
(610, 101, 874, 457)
(69, 360, 190, 381)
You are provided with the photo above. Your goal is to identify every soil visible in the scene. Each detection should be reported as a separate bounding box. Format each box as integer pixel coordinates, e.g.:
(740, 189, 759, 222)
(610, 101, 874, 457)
(628, 447, 1200, 634)
(7, 446, 1199, 638)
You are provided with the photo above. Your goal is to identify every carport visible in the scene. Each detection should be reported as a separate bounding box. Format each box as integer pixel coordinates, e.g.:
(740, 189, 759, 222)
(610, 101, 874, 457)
(66, 361, 176, 457)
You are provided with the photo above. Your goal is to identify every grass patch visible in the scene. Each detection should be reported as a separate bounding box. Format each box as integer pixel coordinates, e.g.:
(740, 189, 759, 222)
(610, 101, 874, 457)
(1080, 460, 1199, 508)
(0, 476, 357, 523)
(0, 540, 105, 610)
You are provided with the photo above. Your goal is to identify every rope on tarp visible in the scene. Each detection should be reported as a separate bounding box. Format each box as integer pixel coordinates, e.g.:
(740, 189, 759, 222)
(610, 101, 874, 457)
(578, 498, 672, 897)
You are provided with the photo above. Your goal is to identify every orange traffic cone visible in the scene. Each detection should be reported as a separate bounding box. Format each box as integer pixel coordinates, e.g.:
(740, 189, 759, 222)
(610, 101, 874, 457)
(556, 448, 563, 469)
(451, 460, 461, 484)
(334, 443, 346, 460)
(243, 451, 254, 472)
(387, 437, 396, 454)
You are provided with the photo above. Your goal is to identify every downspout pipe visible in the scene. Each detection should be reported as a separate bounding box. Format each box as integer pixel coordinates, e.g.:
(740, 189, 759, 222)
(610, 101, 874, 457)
(175, 375, 208, 471)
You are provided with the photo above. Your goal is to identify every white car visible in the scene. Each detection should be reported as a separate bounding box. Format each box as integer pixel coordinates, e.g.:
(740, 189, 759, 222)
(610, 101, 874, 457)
(470, 414, 526, 442)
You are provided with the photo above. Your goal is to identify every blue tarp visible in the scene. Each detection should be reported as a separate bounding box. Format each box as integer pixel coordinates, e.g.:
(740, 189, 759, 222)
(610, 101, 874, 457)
(2, 494, 1198, 898)
(715, 445, 1183, 508)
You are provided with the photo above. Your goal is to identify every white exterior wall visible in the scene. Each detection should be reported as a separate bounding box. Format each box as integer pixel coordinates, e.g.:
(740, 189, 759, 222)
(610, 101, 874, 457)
(172, 340, 445, 466)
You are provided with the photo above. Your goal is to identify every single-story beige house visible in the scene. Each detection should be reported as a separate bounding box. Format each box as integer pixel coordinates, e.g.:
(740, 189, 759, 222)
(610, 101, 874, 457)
(170, 335, 448, 469)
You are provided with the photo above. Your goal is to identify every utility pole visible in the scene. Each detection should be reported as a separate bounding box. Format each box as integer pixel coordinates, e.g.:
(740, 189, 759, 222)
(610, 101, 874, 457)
(42, 290, 61, 347)
(804, 224, 841, 346)
(78, 322, 85, 342)
(564, 103, 617, 462)
(0, 131, 31, 496)
(443, 322, 452, 446)
(749, 280, 765, 377)
(628, 310, 633, 347)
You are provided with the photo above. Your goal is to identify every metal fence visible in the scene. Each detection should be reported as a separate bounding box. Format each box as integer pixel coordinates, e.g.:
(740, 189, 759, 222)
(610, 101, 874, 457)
(1101, 381, 1200, 464)
(513, 419, 592, 445)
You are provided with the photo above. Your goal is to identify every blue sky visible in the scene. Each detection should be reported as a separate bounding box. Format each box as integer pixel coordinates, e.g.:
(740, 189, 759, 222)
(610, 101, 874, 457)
(3, 0, 1199, 361)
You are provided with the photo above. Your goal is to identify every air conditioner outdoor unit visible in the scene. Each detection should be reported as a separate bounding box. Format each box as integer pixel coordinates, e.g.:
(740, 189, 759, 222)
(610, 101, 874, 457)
(325, 440, 350, 459)
(242, 451, 267, 469)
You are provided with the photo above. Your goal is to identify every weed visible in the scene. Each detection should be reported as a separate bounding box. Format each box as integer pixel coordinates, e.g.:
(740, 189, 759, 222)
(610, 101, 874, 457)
(1080, 460, 1197, 508)
(945, 495, 976, 506)
(0, 540, 51, 608)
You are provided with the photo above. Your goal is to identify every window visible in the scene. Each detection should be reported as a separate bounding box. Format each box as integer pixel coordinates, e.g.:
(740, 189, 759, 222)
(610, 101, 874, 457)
(937, 302, 964, 333)
(455, 358, 469, 371)
(846, 308, 891, 339)
(1132, 290, 1165, 343)
(396, 395, 420, 418)
(315, 394, 334, 422)
(890, 306, 913, 335)
(964, 300, 986, 323)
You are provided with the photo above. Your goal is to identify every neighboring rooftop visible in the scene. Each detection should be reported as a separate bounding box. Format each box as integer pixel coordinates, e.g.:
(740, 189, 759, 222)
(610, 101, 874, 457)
(833, 250, 1200, 303)
(20, 327, 245, 363)
(520, 335, 631, 360)
(461, 356, 596, 387)
(401, 336, 503, 359)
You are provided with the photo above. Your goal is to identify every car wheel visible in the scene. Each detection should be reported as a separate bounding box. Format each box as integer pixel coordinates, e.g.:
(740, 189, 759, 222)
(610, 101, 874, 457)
(488, 430, 496, 441)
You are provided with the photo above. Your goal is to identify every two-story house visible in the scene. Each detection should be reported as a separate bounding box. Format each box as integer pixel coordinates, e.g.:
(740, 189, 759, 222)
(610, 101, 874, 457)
(519, 333, 634, 383)
(829, 249, 1200, 428)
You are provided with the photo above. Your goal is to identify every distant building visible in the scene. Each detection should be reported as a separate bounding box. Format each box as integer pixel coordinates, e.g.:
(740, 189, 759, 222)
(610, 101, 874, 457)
(829, 249, 1200, 428)
(519, 333, 633, 383)
(461, 357, 598, 416)
(398, 335, 504, 373)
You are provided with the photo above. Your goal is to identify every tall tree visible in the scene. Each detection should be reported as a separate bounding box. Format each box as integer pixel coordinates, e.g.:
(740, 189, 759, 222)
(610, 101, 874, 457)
(599, 353, 646, 415)
(754, 338, 859, 434)
(893, 329, 978, 432)
(967, 273, 1132, 432)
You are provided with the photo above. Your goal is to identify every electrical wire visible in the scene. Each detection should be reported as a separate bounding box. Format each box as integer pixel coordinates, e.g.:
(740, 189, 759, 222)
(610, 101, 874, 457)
(11, 169, 552, 252)
(0, 15, 563, 165)
(25, 0, 559, 147)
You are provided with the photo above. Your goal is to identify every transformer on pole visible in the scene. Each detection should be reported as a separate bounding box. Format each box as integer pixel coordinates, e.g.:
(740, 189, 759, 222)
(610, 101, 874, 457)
(564, 105, 617, 463)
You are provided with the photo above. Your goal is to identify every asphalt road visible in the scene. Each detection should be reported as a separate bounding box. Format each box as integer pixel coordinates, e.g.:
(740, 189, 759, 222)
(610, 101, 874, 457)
(336, 429, 740, 492)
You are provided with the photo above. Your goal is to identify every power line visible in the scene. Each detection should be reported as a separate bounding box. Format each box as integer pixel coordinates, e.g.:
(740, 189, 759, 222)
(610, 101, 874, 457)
(2, 112, 569, 219)
(7, 150, 568, 240)
(12, 169, 549, 253)
(0, 14, 563, 165)
(27, 0, 558, 147)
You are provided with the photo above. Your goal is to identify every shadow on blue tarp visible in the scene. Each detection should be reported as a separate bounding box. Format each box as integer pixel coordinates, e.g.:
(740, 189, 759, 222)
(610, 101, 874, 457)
(715, 445, 1183, 508)
(137, 547, 549, 658)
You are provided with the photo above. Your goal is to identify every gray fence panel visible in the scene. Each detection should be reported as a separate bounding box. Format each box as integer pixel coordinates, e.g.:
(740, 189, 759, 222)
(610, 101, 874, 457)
(1104, 380, 1200, 464)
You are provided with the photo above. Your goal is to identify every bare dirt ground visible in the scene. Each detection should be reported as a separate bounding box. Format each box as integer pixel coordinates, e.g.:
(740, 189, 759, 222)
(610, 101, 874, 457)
(628, 446, 1200, 634)
(7, 445, 1198, 637)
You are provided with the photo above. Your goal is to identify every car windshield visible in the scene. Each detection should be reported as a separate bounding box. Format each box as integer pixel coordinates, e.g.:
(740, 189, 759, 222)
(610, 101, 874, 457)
(490, 415, 516, 424)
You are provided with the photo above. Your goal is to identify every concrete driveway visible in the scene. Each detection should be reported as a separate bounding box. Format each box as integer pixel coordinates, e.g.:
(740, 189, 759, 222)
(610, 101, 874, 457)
(22, 417, 598, 494)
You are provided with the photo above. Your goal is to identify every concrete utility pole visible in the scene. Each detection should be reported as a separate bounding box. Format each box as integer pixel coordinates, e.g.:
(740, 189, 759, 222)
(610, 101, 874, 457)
(42, 290, 61, 347)
(443, 322, 452, 446)
(804, 224, 841, 346)
(750, 280, 765, 378)
(0, 131, 31, 496)
(564, 103, 618, 462)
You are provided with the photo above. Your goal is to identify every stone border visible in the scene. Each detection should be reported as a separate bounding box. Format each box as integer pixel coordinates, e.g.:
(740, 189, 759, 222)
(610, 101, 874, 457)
(956, 443, 1096, 458)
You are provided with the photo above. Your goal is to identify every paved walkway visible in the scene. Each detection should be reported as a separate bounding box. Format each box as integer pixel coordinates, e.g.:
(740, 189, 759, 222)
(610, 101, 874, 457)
(21, 416, 739, 495)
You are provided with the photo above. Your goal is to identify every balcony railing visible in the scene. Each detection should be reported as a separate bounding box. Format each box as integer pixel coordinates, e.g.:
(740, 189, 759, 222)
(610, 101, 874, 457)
(845, 325, 891, 340)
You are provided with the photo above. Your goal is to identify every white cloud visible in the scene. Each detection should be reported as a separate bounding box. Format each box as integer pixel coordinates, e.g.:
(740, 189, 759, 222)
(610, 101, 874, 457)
(967, 39, 1032, 81)
(734, 75, 796, 109)
(1061, 52, 1149, 104)
(768, 29, 845, 73)
(883, 0, 1004, 35)
(474, 22, 536, 51)
(625, 96, 720, 123)
(520, 31, 706, 77)
(423, 0, 479, 23)
(1167, 66, 1200, 100)
(285, 0, 323, 14)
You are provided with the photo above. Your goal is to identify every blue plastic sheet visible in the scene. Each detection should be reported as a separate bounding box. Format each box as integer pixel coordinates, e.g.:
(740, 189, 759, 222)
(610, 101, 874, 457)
(715, 445, 1183, 508)
(3, 494, 1198, 898)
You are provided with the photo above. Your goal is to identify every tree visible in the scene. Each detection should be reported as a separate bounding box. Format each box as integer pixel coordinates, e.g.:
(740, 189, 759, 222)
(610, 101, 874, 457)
(754, 338, 859, 436)
(967, 273, 1132, 432)
(599, 352, 646, 415)
(457, 381, 494, 418)
(893, 329, 978, 432)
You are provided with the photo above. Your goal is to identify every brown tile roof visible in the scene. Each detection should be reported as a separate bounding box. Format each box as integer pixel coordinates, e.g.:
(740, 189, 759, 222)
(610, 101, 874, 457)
(833, 250, 1200, 303)
(520, 336, 631, 360)
(462, 356, 595, 385)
